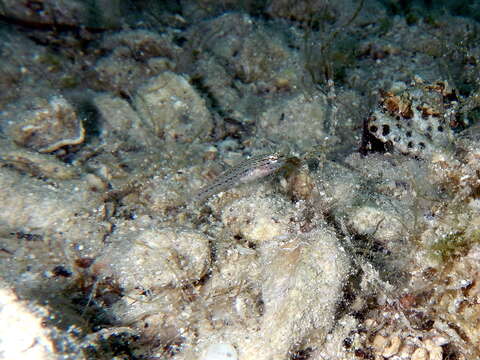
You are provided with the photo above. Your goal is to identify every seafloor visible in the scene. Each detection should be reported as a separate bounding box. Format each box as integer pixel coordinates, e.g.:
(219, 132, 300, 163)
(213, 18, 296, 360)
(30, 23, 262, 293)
(0, 0, 480, 359)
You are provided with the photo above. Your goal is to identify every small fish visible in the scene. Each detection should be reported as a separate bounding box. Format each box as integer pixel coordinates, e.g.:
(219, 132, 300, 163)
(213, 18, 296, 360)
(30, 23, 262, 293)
(192, 152, 288, 203)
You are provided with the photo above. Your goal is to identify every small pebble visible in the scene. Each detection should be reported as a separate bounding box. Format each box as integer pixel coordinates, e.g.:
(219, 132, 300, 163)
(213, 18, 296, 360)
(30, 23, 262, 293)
(201, 343, 237, 360)
(411, 348, 428, 360)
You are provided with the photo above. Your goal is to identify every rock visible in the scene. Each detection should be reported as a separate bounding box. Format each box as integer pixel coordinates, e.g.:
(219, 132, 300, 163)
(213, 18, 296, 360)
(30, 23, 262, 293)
(96, 224, 211, 292)
(0, 283, 84, 360)
(0, 285, 57, 360)
(179, 0, 259, 22)
(191, 57, 242, 121)
(96, 222, 212, 347)
(93, 55, 147, 95)
(411, 348, 428, 360)
(138, 167, 197, 212)
(6, 95, 85, 153)
(100, 30, 179, 61)
(92, 30, 179, 94)
(424, 339, 443, 360)
(168, 224, 350, 360)
(316, 153, 436, 248)
(240, 229, 350, 359)
(0, 0, 122, 28)
(266, 0, 385, 25)
(349, 205, 405, 244)
(258, 92, 328, 151)
(221, 195, 297, 244)
(199, 343, 238, 360)
(134, 72, 213, 142)
(0, 139, 79, 180)
(0, 0, 89, 27)
(93, 93, 156, 147)
(0, 167, 107, 259)
(382, 335, 402, 357)
(183, 12, 303, 125)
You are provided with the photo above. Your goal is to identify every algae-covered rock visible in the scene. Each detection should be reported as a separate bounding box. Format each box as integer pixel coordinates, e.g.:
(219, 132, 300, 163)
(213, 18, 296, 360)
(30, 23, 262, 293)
(94, 222, 212, 346)
(6, 95, 85, 153)
(240, 229, 349, 359)
(134, 72, 213, 142)
(96, 224, 211, 292)
(100, 29, 179, 61)
(0, 167, 108, 259)
(199, 343, 238, 360)
(266, 0, 384, 25)
(177, 227, 350, 360)
(349, 205, 405, 243)
(258, 92, 328, 151)
(93, 55, 147, 95)
(0, 139, 79, 180)
(221, 195, 296, 244)
(183, 12, 304, 125)
(0, 0, 122, 28)
(93, 93, 156, 147)
(0, 0, 89, 27)
(92, 30, 179, 94)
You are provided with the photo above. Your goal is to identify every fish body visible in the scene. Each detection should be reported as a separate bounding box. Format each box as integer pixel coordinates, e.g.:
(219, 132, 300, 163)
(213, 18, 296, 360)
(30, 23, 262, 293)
(192, 152, 287, 203)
